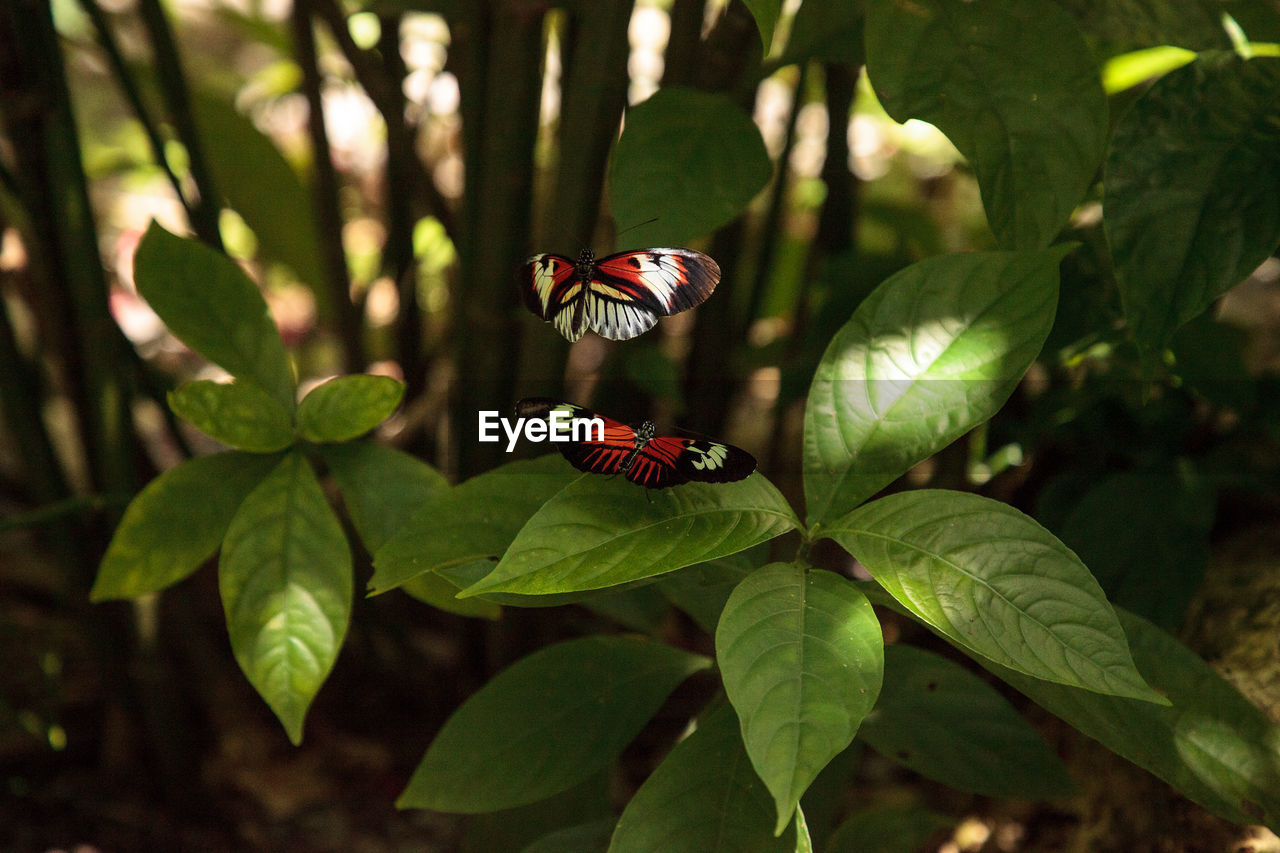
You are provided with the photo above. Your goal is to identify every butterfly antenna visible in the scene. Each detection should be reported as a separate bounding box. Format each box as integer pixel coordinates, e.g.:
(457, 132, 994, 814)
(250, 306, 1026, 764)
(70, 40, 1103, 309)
(615, 217, 660, 243)
(671, 424, 719, 442)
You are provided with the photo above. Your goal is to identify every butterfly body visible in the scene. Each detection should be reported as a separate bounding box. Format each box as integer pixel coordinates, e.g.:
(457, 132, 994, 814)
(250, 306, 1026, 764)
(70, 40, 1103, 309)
(520, 248, 719, 342)
(516, 398, 755, 489)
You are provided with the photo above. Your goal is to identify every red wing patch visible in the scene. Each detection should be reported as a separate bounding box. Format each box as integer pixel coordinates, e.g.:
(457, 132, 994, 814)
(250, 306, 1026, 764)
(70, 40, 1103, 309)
(515, 398, 756, 489)
(518, 248, 720, 342)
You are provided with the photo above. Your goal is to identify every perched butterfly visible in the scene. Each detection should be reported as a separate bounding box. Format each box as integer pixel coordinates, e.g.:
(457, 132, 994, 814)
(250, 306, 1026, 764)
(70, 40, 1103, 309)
(516, 397, 756, 489)
(519, 248, 720, 342)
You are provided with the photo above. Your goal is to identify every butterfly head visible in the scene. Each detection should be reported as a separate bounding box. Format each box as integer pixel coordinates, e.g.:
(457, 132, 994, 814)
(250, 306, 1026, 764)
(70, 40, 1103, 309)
(636, 420, 656, 445)
(575, 248, 596, 276)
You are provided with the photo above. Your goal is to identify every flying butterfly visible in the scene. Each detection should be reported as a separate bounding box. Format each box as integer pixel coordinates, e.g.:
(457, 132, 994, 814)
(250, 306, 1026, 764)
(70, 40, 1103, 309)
(518, 248, 720, 342)
(516, 397, 756, 489)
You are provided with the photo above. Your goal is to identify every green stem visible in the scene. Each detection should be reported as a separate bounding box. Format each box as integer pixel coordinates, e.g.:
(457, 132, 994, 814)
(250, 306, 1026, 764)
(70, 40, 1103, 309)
(290, 0, 365, 374)
(136, 0, 224, 249)
(517, 0, 635, 396)
(453, 0, 548, 476)
(378, 14, 425, 398)
(75, 0, 192, 220)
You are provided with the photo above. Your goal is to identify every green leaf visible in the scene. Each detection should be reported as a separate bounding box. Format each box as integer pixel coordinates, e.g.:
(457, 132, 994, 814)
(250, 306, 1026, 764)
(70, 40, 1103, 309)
(825, 489, 1165, 703)
(1105, 54, 1280, 355)
(581, 585, 672, 633)
(743, 0, 782, 50)
(780, 0, 864, 66)
(192, 90, 326, 297)
(519, 819, 615, 853)
(320, 441, 448, 554)
(460, 474, 800, 598)
(1052, 0, 1232, 57)
(167, 380, 294, 452)
(610, 87, 772, 247)
(609, 703, 795, 853)
(858, 645, 1074, 798)
(990, 609, 1280, 827)
(826, 804, 953, 853)
(370, 455, 579, 594)
(464, 773, 613, 853)
(803, 249, 1064, 528)
(401, 572, 502, 620)
(92, 452, 280, 600)
(865, 0, 1108, 248)
(658, 551, 762, 634)
(134, 222, 295, 411)
(219, 451, 352, 744)
(716, 564, 884, 834)
(1056, 470, 1214, 632)
(398, 636, 710, 812)
(296, 375, 405, 443)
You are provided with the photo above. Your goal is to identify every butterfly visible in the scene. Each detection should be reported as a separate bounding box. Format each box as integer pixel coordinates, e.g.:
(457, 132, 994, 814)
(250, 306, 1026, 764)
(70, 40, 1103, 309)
(515, 397, 756, 489)
(518, 248, 720, 342)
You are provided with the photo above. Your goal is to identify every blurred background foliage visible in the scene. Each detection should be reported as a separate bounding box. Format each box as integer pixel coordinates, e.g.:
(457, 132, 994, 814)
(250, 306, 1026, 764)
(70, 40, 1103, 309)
(2, 0, 1280, 849)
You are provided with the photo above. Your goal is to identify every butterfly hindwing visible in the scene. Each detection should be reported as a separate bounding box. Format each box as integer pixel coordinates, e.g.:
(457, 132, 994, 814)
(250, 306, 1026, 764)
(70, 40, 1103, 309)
(519, 254, 586, 341)
(641, 436, 757, 486)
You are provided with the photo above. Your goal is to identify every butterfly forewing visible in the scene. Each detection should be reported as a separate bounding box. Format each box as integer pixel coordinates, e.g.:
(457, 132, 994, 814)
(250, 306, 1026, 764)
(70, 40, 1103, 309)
(516, 397, 638, 476)
(515, 397, 756, 489)
(518, 248, 720, 342)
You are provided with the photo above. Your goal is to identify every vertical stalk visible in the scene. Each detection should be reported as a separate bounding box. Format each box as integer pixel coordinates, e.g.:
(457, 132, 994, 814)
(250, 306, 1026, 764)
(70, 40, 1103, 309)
(743, 63, 807, 330)
(135, 0, 224, 249)
(76, 0, 192, 221)
(517, 0, 636, 396)
(291, 0, 365, 373)
(678, 0, 761, 435)
(379, 14, 425, 398)
(662, 0, 705, 88)
(452, 0, 548, 476)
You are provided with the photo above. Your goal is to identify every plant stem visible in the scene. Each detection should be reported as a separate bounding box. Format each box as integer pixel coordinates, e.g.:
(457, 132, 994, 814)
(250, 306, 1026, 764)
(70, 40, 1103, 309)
(291, 0, 365, 374)
(76, 0, 193, 220)
(453, 0, 548, 476)
(135, 0, 224, 249)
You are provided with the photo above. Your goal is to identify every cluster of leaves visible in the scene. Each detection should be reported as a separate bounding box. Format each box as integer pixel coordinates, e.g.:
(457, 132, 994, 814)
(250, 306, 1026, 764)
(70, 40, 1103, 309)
(91, 0, 1280, 850)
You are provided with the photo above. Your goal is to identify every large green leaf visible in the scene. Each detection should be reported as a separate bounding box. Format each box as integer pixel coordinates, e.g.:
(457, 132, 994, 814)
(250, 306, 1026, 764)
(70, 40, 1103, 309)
(134, 222, 295, 410)
(167, 380, 294, 452)
(320, 441, 448, 554)
(519, 819, 615, 853)
(297, 375, 405, 443)
(989, 609, 1280, 828)
(400, 572, 502, 620)
(1105, 54, 1280, 355)
(1052, 0, 1232, 57)
(858, 644, 1074, 798)
(609, 87, 772, 247)
(865, 0, 1108, 249)
(460, 474, 800, 598)
(219, 451, 352, 744)
(825, 489, 1165, 703)
(398, 636, 710, 812)
(779, 0, 865, 66)
(658, 550, 762, 634)
(1056, 470, 1214, 632)
(803, 249, 1063, 529)
(716, 564, 883, 834)
(743, 0, 782, 50)
(92, 452, 281, 600)
(608, 703, 796, 853)
(192, 90, 326, 298)
(826, 805, 953, 853)
(369, 455, 578, 594)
